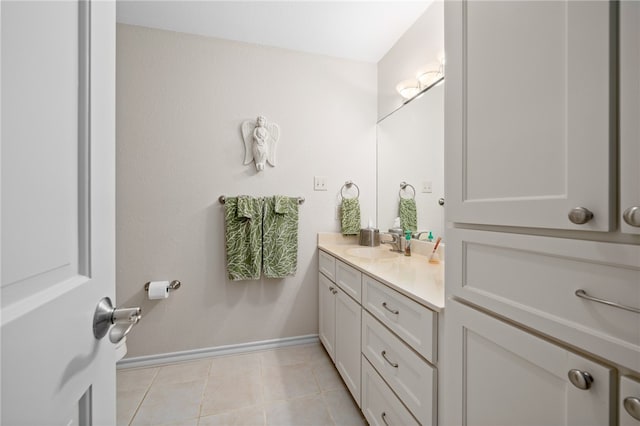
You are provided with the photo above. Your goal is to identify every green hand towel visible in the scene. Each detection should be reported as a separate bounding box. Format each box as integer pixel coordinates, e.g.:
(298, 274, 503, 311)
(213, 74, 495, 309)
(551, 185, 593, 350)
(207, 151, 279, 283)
(341, 198, 361, 235)
(263, 196, 299, 278)
(399, 198, 417, 233)
(225, 196, 264, 281)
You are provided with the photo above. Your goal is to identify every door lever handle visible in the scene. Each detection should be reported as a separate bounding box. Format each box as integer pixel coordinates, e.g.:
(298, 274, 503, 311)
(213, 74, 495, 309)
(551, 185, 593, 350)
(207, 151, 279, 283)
(93, 297, 142, 343)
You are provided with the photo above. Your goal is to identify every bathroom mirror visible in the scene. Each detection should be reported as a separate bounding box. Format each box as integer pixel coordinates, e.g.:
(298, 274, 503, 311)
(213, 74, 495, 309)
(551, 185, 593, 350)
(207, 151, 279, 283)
(376, 81, 444, 239)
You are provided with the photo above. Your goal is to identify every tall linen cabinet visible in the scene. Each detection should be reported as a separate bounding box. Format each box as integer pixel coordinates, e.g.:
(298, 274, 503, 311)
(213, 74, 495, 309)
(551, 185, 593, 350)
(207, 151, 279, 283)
(443, 1, 640, 425)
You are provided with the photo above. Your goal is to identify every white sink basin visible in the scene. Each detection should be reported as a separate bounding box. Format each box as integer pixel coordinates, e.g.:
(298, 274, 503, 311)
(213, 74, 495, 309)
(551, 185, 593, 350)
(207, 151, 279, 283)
(346, 247, 400, 260)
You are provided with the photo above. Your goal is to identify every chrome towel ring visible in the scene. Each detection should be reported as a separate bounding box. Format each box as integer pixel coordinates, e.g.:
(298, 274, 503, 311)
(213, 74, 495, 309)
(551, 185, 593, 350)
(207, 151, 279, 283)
(399, 182, 416, 200)
(340, 181, 360, 200)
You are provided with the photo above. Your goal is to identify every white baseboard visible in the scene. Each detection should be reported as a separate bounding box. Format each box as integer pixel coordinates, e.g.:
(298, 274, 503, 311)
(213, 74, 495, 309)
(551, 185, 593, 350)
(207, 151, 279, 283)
(117, 334, 320, 369)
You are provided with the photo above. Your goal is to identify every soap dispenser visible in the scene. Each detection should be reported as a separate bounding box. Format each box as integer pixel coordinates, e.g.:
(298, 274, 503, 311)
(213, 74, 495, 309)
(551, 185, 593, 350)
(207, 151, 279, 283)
(404, 230, 412, 256)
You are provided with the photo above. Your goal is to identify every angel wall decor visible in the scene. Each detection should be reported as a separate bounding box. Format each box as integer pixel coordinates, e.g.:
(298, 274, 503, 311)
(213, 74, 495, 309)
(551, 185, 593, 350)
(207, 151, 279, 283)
(241, 115, 280, 172)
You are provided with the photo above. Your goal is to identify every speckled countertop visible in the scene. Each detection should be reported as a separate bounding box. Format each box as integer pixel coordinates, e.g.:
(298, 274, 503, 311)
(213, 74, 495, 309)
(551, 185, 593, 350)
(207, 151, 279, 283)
(317, 233, 445, 312)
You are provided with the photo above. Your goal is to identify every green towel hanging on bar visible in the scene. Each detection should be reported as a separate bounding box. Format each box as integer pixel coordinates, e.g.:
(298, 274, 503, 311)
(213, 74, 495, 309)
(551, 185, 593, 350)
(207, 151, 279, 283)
(263, 196, 299, 278)
(224, 196, 264, 281)
(341, 198, 361, 235)
(399, 198, 417, 233)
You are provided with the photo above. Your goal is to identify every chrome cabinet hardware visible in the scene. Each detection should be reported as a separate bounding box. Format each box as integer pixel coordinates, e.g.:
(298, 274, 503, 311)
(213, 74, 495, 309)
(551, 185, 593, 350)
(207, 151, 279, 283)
(624, 397, 640, 421)
(575, 289, 640, 314)
(382, 302, 399, 315)
(568, 369, 593, 390)
(93, 297, 142, 344)
(381, 412, 390, 426)
(438, 198, 445, 206)
(381, 350, 399, 368)
(623, 206, 640, 227)
(568, 207, 594, 224)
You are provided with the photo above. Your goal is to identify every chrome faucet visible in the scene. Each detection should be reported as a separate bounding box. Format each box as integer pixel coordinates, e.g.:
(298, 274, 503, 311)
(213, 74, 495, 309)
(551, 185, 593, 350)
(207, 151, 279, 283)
(412, 231, 429, 240)
(381, 230, 404, 253)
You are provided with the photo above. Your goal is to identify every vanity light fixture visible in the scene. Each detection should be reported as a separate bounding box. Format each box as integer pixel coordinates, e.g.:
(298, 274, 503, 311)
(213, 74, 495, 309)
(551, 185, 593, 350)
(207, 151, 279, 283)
(396, 79, 421, 100)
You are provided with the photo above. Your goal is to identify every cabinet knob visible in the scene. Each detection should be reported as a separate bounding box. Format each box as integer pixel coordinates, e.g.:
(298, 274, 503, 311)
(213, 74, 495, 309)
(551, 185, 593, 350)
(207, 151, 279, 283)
(568, 207, 594, 225)
(623, 206, 640, 227)
(568, 369, 593, 390)
(624, 397, 640, 421)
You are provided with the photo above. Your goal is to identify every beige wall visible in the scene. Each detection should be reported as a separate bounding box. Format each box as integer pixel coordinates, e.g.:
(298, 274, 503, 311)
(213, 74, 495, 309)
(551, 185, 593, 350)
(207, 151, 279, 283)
(377, 1, 444, 120)
(116, 24, 377, 358)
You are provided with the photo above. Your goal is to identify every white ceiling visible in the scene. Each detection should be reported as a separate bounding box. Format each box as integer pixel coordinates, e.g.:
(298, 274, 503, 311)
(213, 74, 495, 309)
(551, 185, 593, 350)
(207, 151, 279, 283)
(116, 1, 431, 63)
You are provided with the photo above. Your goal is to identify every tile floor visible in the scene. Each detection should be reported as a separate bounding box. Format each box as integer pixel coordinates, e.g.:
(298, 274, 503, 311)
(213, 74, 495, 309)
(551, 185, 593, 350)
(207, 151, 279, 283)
(117, 343, 367, 426)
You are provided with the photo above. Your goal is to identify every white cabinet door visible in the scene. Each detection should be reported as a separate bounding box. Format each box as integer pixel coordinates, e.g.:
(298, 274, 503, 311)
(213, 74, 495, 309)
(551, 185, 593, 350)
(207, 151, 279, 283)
(620, 1, 640, 235)
(335, 288, 362, 407)
(319, 273, 336, 363)
(445, 1, 612, 231)
(1, 1, 116, 424)
(444, 300, 614, 426)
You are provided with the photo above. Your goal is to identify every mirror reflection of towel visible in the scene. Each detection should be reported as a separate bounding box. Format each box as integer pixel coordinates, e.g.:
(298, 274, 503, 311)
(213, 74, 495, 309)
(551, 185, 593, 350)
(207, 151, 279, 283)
(263, 196, 299, 278)
(341, 198, 361, 235)
(400, 198, 417, 233)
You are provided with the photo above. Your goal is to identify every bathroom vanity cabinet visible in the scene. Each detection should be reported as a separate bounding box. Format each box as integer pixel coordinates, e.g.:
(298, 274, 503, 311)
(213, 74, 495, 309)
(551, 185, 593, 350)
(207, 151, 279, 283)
(318, 240, 443, 425)
(444, 1, 640, 425)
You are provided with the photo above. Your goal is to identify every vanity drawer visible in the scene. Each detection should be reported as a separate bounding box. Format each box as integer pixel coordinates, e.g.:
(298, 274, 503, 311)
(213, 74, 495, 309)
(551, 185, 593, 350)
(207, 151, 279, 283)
(448, 228, 640, 372)
(362, 274, 436, 362)
(318, 250, 336, 281)
(362, 356, 419, 426)
(362, 311, 435, 426)
(336, 260, 362, 303)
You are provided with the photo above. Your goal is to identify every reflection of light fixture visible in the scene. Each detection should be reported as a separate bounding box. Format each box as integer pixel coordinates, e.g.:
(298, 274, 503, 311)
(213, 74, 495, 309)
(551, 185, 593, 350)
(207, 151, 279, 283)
(396, 79, 421, 100)
(416, 69, 442, 88)
(395, 57, 445, 101)
(416, 59, 444, 88)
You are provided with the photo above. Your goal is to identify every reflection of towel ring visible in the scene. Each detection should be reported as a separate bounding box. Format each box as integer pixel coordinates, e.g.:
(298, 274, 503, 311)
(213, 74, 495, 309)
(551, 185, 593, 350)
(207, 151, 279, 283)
(399, 182, 416, 200)
(340, 181, 360, 200)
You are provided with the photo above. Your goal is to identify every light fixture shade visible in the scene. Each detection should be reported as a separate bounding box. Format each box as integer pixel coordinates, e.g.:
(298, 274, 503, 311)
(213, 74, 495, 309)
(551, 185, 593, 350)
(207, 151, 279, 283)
(396, 79, 420, 100)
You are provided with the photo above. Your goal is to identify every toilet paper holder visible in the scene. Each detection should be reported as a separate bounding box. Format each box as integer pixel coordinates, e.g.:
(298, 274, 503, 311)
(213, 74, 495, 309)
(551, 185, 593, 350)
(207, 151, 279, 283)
(144, 280, 182, 292)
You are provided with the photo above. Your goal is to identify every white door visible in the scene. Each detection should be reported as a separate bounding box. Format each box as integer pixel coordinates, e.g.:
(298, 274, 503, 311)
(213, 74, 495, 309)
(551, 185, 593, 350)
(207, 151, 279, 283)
(620, 0, 640, 235)
(445, 1, 612, 231)
(444, 299, 614, 426)
(1, 1, 116, 424)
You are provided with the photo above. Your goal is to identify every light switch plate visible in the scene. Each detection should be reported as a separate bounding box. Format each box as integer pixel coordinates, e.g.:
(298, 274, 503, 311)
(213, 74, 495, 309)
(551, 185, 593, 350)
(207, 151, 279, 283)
(422, 181, 432, 193)
(314, 176, 327, 191)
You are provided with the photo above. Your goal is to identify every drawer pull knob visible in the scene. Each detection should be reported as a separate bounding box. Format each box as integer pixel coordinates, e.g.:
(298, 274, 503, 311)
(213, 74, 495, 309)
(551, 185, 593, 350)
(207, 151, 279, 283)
(382, 302, 399, 315)
(568, 369, 593, 390)
(623, 206, 640, 227)
(575, 289, 640, 314)
(624, 397, 640, 421)
(381, 412, 390, 426)
(568, 207, 594, 224)
(381, 350, 399, 368)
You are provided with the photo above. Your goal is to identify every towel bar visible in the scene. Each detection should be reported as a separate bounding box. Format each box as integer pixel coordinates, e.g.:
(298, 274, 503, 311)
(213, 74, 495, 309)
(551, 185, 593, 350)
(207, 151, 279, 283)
(218, 195, 305, 205)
